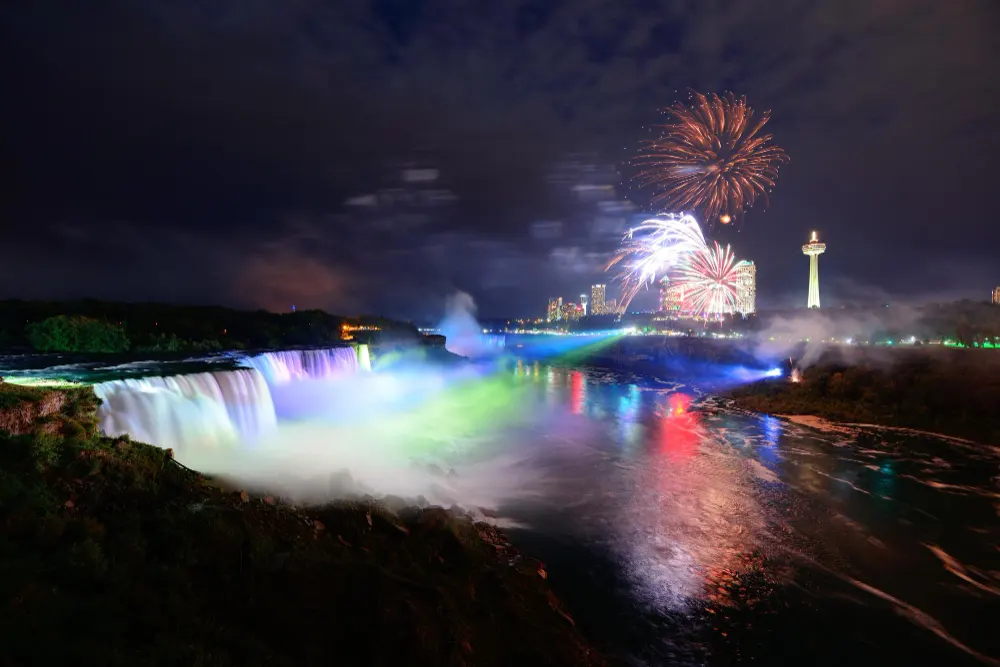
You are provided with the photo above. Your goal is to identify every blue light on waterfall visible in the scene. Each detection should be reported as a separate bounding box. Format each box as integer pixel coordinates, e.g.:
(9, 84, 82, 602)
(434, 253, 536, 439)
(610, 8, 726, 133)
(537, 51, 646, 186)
(243, 348, 362, 385)
(93, 348, 371, 459)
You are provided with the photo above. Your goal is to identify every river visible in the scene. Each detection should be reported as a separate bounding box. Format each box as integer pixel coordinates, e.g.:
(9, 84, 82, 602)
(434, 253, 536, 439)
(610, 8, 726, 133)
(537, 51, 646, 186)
(4, 351, 998, 665)
(491, 361, 1000, 666)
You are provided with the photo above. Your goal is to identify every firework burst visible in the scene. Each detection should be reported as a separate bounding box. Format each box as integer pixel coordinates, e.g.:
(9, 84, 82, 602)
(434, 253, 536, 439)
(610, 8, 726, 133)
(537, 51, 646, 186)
(633, 91, 789, 225)
(675, 241, 740, 318)
(606, 214, 708, 310)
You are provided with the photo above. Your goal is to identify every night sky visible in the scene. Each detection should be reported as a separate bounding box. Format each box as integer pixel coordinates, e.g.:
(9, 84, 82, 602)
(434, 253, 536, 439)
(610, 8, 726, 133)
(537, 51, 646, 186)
(3, 1, 998, 320)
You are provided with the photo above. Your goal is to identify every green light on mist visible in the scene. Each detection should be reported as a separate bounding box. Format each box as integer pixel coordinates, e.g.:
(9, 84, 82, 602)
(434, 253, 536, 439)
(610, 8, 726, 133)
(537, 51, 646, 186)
(1, 376, 85, 389)
(551, 332, 626, 365)
(353, 373, 534, 458)
(943, 339, 997, 350)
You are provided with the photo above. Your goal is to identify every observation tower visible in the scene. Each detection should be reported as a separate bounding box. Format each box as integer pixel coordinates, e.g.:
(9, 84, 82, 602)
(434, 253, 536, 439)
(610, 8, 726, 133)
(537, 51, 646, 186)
(802, 231, 826, 309)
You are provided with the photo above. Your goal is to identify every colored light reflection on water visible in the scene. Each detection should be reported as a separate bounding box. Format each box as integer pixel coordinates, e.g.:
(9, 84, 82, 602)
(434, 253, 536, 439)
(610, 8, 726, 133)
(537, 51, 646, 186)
(756, 414, 783, 467)
(484, 362, 999, 666)
(570, 370, 586, 415)
(617, 384, 643, 448)
(657, 393, 698, 461)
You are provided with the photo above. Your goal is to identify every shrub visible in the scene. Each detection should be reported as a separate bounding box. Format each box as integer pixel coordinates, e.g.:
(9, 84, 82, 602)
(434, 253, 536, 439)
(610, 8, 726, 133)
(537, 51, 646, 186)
(26, 315, 130, 353)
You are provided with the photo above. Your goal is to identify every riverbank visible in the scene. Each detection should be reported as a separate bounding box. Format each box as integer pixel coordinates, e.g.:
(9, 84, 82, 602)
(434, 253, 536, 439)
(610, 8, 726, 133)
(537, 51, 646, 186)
(0, 382, 605, 666)
(726, 350, 1000, 444)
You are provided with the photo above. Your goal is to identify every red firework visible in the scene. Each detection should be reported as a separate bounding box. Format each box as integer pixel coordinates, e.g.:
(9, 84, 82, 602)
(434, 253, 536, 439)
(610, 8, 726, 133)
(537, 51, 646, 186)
(633, 91, 789, 225)
(675, 241, 740, 318)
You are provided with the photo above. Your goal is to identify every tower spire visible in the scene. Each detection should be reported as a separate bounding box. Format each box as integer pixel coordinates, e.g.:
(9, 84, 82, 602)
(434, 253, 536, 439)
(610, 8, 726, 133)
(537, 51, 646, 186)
(802, 231, 827, 308)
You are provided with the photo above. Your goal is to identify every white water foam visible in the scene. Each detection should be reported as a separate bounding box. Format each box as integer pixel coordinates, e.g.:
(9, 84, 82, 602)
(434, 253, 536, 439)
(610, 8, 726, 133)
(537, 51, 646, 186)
(94, 368, 277, 453)
(243, 347, 365, 385)
(94, 347, 371, 454)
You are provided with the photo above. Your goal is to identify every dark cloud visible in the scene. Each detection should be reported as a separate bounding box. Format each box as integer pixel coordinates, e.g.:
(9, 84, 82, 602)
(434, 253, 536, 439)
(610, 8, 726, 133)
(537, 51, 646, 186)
(2, 0, 998, 318)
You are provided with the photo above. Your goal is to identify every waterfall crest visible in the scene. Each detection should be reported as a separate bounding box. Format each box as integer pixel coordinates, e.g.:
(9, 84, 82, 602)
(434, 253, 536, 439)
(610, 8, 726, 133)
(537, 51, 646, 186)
(94, 368, 277, 453)
(94, 346, 371, 454)
(243, 347, 365, 385)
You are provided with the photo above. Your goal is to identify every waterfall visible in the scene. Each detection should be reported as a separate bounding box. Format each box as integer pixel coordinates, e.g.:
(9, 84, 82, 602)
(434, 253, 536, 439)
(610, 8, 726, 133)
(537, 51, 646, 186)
(94, 368, 277, 453)
(243, 347, 364, 385)
(93, 346, 371, 453)
(356, 344, 372, 371)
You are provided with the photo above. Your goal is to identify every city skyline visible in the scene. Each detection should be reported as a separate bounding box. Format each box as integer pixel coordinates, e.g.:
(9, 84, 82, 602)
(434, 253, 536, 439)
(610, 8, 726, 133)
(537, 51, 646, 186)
(545, 260, 757, 320)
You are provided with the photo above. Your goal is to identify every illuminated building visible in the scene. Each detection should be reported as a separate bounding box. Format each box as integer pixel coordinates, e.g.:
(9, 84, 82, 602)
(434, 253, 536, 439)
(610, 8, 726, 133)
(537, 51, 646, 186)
(341, 323, 380, 341)
(561, 302, 584, 321)
(734, 260, 757, 315)
(993, 287, 1000, 305)
(591, 284, 606, 315)
(664, 283, 687, 316)
(547, 297, 563, 322)
(658, 277, 670, 312)
(607, 298, 619, 315)
(802, 231, 827, 309)
(580, 294, 589, 316)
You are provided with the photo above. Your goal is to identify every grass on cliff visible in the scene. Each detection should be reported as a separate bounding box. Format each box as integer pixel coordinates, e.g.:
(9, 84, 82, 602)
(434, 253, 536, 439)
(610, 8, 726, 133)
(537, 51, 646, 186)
(727, 352, 1000, 444)
(0, 383, 604, 667)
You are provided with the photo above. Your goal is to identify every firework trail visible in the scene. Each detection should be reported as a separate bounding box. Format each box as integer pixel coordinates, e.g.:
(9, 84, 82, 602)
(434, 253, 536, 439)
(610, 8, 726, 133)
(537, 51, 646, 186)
(606, 214, 708, 310)
(675, 241, 740, 318)
(633, 91, 789, 225)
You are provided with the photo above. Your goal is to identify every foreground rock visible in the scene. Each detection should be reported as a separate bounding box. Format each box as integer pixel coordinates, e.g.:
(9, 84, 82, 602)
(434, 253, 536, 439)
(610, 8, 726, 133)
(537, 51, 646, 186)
(0, 383, 606, 667)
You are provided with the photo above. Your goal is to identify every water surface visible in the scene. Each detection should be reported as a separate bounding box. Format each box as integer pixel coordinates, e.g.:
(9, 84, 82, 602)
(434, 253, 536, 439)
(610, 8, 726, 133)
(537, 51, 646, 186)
(492, 362, 1000, 666)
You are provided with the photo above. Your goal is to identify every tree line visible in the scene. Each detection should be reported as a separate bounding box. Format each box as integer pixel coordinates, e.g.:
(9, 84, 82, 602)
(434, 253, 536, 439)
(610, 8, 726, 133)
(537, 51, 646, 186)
(0, 300, 421, 354)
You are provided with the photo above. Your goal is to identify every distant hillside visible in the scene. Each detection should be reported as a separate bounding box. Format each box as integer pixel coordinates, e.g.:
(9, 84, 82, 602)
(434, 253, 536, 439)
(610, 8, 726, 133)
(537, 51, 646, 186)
(0, 300, 421, 353)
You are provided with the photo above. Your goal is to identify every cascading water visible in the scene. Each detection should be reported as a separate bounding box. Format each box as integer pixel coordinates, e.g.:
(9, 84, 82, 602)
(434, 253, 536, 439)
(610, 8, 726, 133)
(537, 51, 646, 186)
(243, 347, 365, 385)
(94, 368, 277, 454)
(94, 346, 371, 454)
(356, 344, 372, 372)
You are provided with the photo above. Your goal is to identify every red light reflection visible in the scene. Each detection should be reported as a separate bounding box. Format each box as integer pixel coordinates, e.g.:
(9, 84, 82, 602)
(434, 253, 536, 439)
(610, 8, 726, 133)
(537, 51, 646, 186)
(658, 392, 699, 460)
(570, 371, 585, 415)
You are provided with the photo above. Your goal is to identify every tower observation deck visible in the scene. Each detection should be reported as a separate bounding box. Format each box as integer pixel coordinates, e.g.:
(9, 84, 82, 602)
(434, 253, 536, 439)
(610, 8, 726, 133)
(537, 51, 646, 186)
(802, 231, 826, 309)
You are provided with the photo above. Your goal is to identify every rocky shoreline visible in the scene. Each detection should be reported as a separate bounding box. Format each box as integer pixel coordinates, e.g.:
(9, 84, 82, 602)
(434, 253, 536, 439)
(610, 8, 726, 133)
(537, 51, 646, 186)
(725, 353, 1000, 445)
(0, 382, 606, 666)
